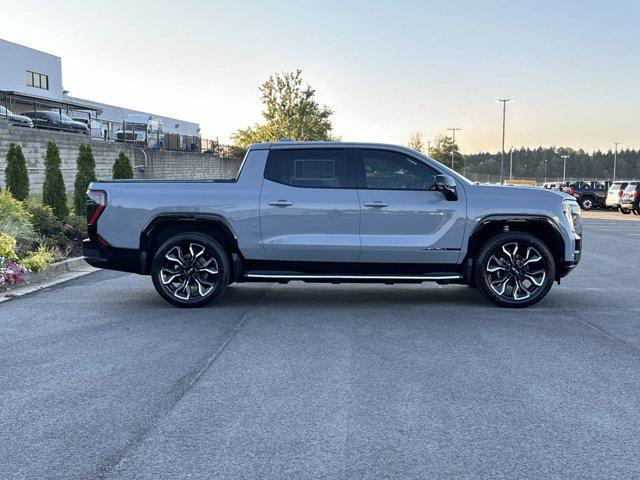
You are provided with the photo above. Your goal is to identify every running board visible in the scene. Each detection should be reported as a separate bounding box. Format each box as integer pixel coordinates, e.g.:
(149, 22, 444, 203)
(243, 273, 463, 283)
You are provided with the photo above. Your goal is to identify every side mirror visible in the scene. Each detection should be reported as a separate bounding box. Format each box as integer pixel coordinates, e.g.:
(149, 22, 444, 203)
(434, 174, 458, 201)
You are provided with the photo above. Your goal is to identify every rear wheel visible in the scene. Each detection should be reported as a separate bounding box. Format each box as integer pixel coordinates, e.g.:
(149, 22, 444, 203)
(579, 196, 595, 210)
(475, 232, 555, 308)
(620, 208, 631, 215)
(151, 232, 229, 308)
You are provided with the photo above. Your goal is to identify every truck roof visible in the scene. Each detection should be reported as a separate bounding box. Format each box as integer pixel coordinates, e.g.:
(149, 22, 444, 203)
(248, 141, 421, 152)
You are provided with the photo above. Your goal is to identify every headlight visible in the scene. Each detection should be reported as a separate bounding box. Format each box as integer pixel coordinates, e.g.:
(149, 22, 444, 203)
(563, 200, 582, 233)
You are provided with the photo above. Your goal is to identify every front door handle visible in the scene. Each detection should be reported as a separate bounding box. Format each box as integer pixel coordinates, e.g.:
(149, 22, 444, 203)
(364, 201, 389, 208)
(268, 200, 294, 207)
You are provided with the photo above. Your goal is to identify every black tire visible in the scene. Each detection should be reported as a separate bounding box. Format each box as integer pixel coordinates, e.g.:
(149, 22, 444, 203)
(620, 208, 631, 215)
(475, 232, 556, 308)
(579, 196, 595, 210)
(151, 232, 230, 308)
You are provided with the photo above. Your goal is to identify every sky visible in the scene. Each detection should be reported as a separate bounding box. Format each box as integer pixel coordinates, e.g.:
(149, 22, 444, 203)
(2, 0, 638, 152)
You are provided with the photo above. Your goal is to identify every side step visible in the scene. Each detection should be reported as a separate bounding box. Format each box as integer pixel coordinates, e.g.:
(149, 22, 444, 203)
(243, 272, 463, 283)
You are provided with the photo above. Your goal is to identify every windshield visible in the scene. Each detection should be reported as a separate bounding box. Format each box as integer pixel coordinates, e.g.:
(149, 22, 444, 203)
(624, 183, 638, 193)
(123, 122, 146, 131)
(47, 112, 75, 123)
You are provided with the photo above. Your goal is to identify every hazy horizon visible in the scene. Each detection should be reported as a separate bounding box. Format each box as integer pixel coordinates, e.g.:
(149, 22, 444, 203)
(2, 0, 638, 152)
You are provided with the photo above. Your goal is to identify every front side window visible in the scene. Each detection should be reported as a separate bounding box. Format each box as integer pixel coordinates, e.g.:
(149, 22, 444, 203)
(265, 149, 351, 188)
(357, 149, 437, 190)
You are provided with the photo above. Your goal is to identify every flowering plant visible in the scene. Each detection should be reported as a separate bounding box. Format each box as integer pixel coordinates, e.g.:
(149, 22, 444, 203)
(0, 258, 27, 288)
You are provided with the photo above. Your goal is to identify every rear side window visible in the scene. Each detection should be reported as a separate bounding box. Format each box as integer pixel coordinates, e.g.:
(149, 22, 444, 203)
(264, 149, 352, 188)
(356, 149, 437, 190)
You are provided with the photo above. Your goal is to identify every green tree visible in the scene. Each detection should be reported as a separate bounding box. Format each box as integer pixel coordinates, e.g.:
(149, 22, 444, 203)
(428, 134, 464, 172)
(4, 143, 30, 201)
(42, 141, 68, 220)
(407, 132, 425, 153)
(112, 152, 134, 179)
(73, 144, 97, 215)
(232, 70, 335, 147)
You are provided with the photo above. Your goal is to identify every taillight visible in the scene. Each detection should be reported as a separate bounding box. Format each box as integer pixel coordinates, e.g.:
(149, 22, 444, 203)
(568, 187, 574, 195)
(86, 190, 106, 225)
(618, 190, 623, 197)
(634, 191, 639, 200)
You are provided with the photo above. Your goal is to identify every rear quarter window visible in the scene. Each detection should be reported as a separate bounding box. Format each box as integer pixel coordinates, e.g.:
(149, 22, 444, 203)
(264, 149, 352, 189)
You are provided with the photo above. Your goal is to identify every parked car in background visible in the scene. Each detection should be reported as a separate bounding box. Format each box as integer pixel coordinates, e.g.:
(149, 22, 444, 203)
(22, 111, 90, 135)
(115, 114, 165, 149)
(0, 105, 34, 128)
(569, 180, 610, 210)
(84, 141, 582, 309)
(605, 181, 630, 209)
(619, 182, 639, 215)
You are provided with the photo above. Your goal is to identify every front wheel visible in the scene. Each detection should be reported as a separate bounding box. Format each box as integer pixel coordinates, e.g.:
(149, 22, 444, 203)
(151, 232, 229, 307)
(620, 208, 631, 215)
(475, 232, 556, 308)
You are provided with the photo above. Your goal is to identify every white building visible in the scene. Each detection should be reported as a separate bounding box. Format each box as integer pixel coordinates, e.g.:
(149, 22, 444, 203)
(0, 38, 200, 139)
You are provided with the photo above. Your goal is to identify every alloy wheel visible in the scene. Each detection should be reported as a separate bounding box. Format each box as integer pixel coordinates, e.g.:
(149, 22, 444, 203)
(159, 242, 219, 301)
(485, 241, 547, 302)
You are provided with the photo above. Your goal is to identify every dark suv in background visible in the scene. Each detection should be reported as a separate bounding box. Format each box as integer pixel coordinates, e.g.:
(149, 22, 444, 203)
(22, 111, 89, 135)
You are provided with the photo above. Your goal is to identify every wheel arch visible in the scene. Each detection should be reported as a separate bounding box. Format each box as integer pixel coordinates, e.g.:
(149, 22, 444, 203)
(464, 215, 566, 281)
(140, 213, 241, 275)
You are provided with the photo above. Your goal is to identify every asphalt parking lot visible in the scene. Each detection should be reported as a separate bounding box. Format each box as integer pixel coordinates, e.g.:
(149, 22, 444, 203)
(1, 212, 639, 479)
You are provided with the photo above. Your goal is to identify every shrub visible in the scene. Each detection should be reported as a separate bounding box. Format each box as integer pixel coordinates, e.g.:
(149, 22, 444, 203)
(23, 199, 65, 239)
(0, 259, 26, 287)
(5, 143, 30, 201)
(73, 144, 97, 215)
(0, 190, 34, 252)
(21, 246, 54, 272)
(43, 141, 69, 220)
(0, 233, 18, 260)
(113, 152, 134, 179)
(64, 213, 88, 242)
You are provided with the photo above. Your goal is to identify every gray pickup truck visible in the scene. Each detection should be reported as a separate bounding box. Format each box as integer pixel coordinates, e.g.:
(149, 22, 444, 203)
(84, 141, 582, 308)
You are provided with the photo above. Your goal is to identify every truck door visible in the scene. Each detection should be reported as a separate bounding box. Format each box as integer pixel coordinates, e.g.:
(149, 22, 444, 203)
(354, 148, 466, 264)
(259, 147, 361, 262)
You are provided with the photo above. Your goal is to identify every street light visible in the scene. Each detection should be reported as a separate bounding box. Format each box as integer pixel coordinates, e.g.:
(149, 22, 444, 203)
(497, 99, 513, 184)
(561, 154, 570, 182)
(447, 128, 461, 170)
(509, 146, 514, 180)
(612, 142, 621, 181)
(544, 158, 548, 183)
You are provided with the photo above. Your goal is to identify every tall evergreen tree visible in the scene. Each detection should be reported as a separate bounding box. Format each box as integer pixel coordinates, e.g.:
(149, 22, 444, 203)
(73, 144, 97, 215)
(4, 143, 30, 201)
(42, 141, 68, 220)
(112, 152, 134, 179)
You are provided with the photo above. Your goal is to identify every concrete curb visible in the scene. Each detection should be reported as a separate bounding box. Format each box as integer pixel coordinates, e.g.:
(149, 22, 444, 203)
(1, 256, 98, 302)
(22, 256, 90, 283)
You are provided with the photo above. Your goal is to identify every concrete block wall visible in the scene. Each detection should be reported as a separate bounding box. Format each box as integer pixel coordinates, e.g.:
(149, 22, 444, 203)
(0, 118, 242, 193)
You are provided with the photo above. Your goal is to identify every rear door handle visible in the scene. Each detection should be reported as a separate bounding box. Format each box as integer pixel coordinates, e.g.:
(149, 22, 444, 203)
(364, 201, 389, 208)
(268, 200, 294, 207)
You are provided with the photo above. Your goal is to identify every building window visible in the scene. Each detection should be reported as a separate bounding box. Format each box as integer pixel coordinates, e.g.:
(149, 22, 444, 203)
(26, 71, 49, 90)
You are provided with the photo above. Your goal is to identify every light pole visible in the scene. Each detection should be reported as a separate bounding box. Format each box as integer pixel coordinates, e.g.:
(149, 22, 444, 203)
(612, 142, 621, 180)
(561, 154, 570, 182)
(447, 128, 461, 170)
(544, 159, 548, 183)
(509, 147, 514, 180)
(497, 99, 513, 184)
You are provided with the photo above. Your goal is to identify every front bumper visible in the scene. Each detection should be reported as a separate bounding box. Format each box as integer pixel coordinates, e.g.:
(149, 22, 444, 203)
(83, 239, 143, 274)
(558, 235, 581, 279)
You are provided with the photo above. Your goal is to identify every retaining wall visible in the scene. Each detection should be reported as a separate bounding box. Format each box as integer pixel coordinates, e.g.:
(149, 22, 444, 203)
(0, 118, 242, 193)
